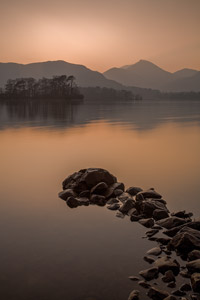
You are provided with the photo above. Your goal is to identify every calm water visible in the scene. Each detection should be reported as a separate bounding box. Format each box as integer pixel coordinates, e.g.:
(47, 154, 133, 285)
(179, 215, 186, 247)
(0, 100, 200, 300)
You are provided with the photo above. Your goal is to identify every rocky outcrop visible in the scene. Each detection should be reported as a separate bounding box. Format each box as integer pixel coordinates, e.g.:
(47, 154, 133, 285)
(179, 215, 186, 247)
(58, 168, 200, 300)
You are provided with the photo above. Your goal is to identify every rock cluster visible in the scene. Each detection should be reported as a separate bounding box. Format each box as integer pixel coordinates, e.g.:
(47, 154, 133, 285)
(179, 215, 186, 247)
(59, 168, 200, 300)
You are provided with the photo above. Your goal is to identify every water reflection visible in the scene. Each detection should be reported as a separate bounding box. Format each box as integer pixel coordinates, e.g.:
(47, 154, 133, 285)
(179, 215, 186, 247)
(0, 99, 200, 131)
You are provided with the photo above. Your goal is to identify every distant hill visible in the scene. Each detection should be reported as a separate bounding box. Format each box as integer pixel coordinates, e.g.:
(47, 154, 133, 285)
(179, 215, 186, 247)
(0, 60, 123, 90)
(104, 60, 200, 92)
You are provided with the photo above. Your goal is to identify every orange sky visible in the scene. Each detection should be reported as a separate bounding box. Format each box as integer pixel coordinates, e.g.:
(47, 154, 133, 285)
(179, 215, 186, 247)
(0, 0, 200, 72)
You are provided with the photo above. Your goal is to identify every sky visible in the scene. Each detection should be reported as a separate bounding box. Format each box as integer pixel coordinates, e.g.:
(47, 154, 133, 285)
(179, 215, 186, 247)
(0, 0, 200, 72)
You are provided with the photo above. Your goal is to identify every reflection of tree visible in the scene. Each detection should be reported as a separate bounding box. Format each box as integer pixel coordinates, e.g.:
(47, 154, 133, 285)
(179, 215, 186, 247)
(0, 75, 83, 100)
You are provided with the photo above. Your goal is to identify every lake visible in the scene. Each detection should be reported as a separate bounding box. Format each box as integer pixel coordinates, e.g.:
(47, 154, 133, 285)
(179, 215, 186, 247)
(0, 99, 200, 300)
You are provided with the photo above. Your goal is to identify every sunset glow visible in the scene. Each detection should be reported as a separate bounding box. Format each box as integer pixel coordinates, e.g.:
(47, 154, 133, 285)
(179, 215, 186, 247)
(0, 0, 200, 72)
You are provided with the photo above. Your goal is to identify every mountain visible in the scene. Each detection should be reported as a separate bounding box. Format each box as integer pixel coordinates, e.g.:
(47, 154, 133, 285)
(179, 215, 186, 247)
(104, 60, 200, 92)
(0, 60, 122, 89)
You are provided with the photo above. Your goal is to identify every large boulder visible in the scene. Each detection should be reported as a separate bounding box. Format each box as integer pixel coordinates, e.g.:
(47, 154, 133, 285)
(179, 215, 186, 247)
(168, 227, 200, 254)
(154, 256, 180, 275)
(62, 168, 117, 194)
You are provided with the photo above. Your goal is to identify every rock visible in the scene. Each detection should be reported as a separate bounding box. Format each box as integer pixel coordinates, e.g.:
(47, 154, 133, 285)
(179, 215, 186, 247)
(118, 192, 131, 202)
(147, 287, 169, 300)
(130, 215, 143, 222)
(79, 190, 90, 198)
(144, 256, 155, 264)
(113, 189, 124, 196)
(136, 189, 162, 201)
(156, 237, 171, 246)
(128, 208, 138, 216)
(146, 229, 159, 237)
(90, 194, 106, 206)
(139, 218, 154, 228)
(171, 210, 193, 219)
(154, 256, 180, 275)
(167, 282, 176, 288)
(58, 188, 76, 200)
(191, 294, 200, 300)
(168, 227, 200, 254)
(128, 290, 140, 300)
(180, 283, 191, 291)
(66, 196, 80, 208)
(163, 297, 177, 300)
(106, 198, 119, 204)
(126, 186, 143, 196)
(104, 182, 125, 198)
(179, 270, 191, 278)
(162, 270, 176, 283)
(138, 280, 151, 288)
(128, 276, 140, 281)
(152, 225, 163, 229)
(172, 290, 186, 296)
(91, 182, 108, 195)
(153, 209, 169, 221)
(136, 199, 168, 218)
(62, 168, 117, 193)
(147, 247, 162, 256)
(139, 267, 158, 281)
(116, 211, 125, 218)
(187, 259, 200, 273)
(191, 273, 200, 293)
(188, 250, 200, 261)
(107, 203, 120, 210)
(78, 197, 90, 206)
(119, 199, 135, 214)
(156, 217, 188, 229)
(164, 221, 200, 237)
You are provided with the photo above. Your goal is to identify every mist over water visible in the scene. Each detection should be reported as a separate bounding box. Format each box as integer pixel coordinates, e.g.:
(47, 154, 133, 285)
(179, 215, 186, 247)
(0, 99, 200, 300)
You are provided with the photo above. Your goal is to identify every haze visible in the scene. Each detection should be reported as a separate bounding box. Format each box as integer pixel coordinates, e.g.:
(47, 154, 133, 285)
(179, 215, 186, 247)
(0, 0, 200, 72)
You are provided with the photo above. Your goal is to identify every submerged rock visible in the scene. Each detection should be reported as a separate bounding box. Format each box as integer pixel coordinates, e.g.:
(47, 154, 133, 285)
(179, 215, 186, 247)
(161, 270, 176, 283)
(146, 229, 159, 237)
(128, 276, 140, 281)
(138, 280, 151, 288)
(144, 256, 155, 264)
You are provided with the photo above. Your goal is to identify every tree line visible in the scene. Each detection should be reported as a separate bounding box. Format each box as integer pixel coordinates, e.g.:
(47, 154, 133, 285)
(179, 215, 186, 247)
(0, 75, 84, 100)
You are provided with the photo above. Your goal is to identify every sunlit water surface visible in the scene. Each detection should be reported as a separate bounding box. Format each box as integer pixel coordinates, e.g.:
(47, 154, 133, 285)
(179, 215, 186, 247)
(0, 100, 200, 300)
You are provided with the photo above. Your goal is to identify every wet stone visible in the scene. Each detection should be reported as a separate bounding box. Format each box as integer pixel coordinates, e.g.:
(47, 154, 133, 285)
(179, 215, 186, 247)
(106, 198, 119, 204)
(128, 276, 140, 281)
(91, 182, 108, 195)
(191, 273, 200, 293)
(119, 199, 135, 214)
(147, 287, 169, 300)
(180, 283, 191, 291)
(156, 217, 188, 229)
(138, 280, 151, 288)
(187, 259, 200, 273)
(136, 189, 162, 201)
(162, 270, 176, 283)
(153, 209, 169, 221)
(113, 189, 124, 196)
(107, 203, 120, 210)
(139, 218, 154, 228)
(154, 256, 180, 275)
(126, 186, 143, 196)
(163, 296, 177, 300)
(188, 250, 200, 261)
(79, 190, 90, 198)
(172, 290, 186, 297)
(139, 267, 158, 281)
(58, 188, 76, 200)
(66, 196, 80, 208)
(147, 247, 162, 256)
(128, 290, 140, 300)
(90, 194, 106, 206)
(144, 256, 155, 264)
(146, 229, 159, 237)
(167, 282, 176, 288)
